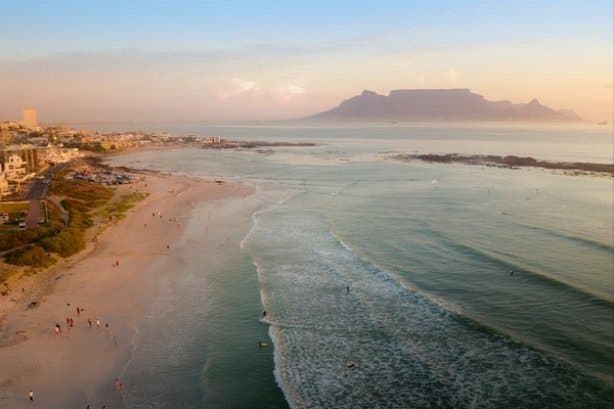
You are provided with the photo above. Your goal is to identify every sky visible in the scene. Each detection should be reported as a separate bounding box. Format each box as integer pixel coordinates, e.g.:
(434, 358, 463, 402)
(0, 0, 612, 123)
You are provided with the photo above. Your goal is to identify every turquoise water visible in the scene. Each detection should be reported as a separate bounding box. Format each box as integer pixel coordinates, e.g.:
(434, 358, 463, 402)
(108, 124, 613, 408)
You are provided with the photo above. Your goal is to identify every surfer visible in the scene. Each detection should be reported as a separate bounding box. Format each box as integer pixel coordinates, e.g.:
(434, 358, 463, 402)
(346, 362, 357, 369)
(346, 285, 350, 293)
(262, 310, 267, 319)
(510, 270, 514, 276)
(258, 341, 268, 348)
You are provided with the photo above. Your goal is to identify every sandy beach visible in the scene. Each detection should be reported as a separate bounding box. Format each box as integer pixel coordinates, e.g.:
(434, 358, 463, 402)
(0, 171, 251, 408)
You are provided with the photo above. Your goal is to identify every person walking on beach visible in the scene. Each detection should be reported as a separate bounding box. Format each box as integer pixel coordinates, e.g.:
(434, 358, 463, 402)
(88, 319, 92, 328)
(55, 323, 61, 335)
(96, 319, 101, 328)
(28, 389, 33, 401)
(76, 306, 80, 315)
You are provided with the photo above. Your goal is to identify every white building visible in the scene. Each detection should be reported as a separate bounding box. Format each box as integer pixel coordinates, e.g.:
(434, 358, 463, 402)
(2, 154, 28, 179)
(203, 136, 222, 144)
(44, 145, 82, 164)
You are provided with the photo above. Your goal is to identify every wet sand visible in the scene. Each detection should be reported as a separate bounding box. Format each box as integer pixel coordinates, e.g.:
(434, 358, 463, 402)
(0, 172, 251, 408)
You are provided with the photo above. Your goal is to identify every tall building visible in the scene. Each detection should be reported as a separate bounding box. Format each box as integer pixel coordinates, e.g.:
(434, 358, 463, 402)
(22, 108, 38, 128)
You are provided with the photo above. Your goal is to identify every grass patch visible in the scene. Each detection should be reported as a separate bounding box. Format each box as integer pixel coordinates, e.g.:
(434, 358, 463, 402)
(40, 228, 85, 257)
(100, 192, 149, 221)
(50, 179, 113, 204)
(0, 202, 29, 220)
(5, 245, 56, 268)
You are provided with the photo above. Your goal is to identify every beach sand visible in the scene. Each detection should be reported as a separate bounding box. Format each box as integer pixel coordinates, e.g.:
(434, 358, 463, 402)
(0, 172, 251, 408)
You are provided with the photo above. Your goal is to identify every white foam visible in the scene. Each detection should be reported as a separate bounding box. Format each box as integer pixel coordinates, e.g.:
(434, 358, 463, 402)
(239, 189, 301, 250)
(246, 206, 597, 407)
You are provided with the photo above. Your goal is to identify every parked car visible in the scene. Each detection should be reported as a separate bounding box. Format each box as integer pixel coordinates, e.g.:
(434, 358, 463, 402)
(18, 220, 27, 229)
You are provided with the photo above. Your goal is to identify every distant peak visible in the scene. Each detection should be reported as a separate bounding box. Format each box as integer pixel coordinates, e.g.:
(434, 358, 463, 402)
(360, 90, 379, 97)
(529, 98, 540, 105)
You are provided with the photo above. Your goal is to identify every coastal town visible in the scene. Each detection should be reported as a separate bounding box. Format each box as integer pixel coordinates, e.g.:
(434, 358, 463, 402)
(0, 108, 203, 200)
(0, 109, 161, 287)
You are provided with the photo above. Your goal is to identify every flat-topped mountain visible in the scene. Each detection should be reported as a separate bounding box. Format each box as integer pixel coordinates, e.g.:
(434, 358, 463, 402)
(307, 89, 581, 122)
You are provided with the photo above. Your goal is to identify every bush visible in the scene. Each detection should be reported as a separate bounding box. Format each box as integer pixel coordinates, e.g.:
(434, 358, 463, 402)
(5, 246, 55, 267)
(51, 180, 113, 204)
(0, 223, 64, 252)
(40, 228, 85, 257)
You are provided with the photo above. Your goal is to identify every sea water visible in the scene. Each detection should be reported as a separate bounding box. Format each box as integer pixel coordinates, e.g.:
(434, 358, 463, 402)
(107, 123, 613, 408)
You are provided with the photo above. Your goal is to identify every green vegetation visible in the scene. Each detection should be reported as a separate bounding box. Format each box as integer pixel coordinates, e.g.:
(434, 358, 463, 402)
(0, 202, 30, 220)
(40, 228, 85, 257)
(2, 166, 147, 271)
(50, 179, 113, 204)
(5, 245, 55, 268)
(0, 201, 64, 252)
(33, 179, 114, 258)
(101, 192, 149, 221)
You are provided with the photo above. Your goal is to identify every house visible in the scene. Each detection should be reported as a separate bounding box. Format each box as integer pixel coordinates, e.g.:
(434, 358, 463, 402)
(0, 144, 43, 175)
(2, 154, 28, 179)
(204, 136, 222, 144)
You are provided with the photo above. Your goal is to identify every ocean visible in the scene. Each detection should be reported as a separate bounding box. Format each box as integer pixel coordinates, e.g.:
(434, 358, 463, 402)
(105, 123, 613, 408)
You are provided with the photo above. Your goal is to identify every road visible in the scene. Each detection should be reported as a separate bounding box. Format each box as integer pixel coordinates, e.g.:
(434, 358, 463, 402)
(25, 163, 68, 200)
(23, 163, 69, 227)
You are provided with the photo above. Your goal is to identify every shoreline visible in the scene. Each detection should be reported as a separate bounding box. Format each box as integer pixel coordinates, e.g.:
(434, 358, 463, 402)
(0, 168, 252, 407)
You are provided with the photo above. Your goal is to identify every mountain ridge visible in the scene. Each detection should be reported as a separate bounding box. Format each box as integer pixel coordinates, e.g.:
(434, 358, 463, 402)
(307, 89, 582, 122)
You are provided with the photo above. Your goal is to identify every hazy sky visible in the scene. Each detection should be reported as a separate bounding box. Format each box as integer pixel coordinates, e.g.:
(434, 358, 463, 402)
(0, 0, 612, 122)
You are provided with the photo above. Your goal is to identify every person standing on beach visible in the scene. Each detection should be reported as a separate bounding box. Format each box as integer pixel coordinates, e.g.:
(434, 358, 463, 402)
(88, 319, 92, 328)
(28, 389, 33, 401)
(96, 319, 101, 328)
(55, 323, 61, 335)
